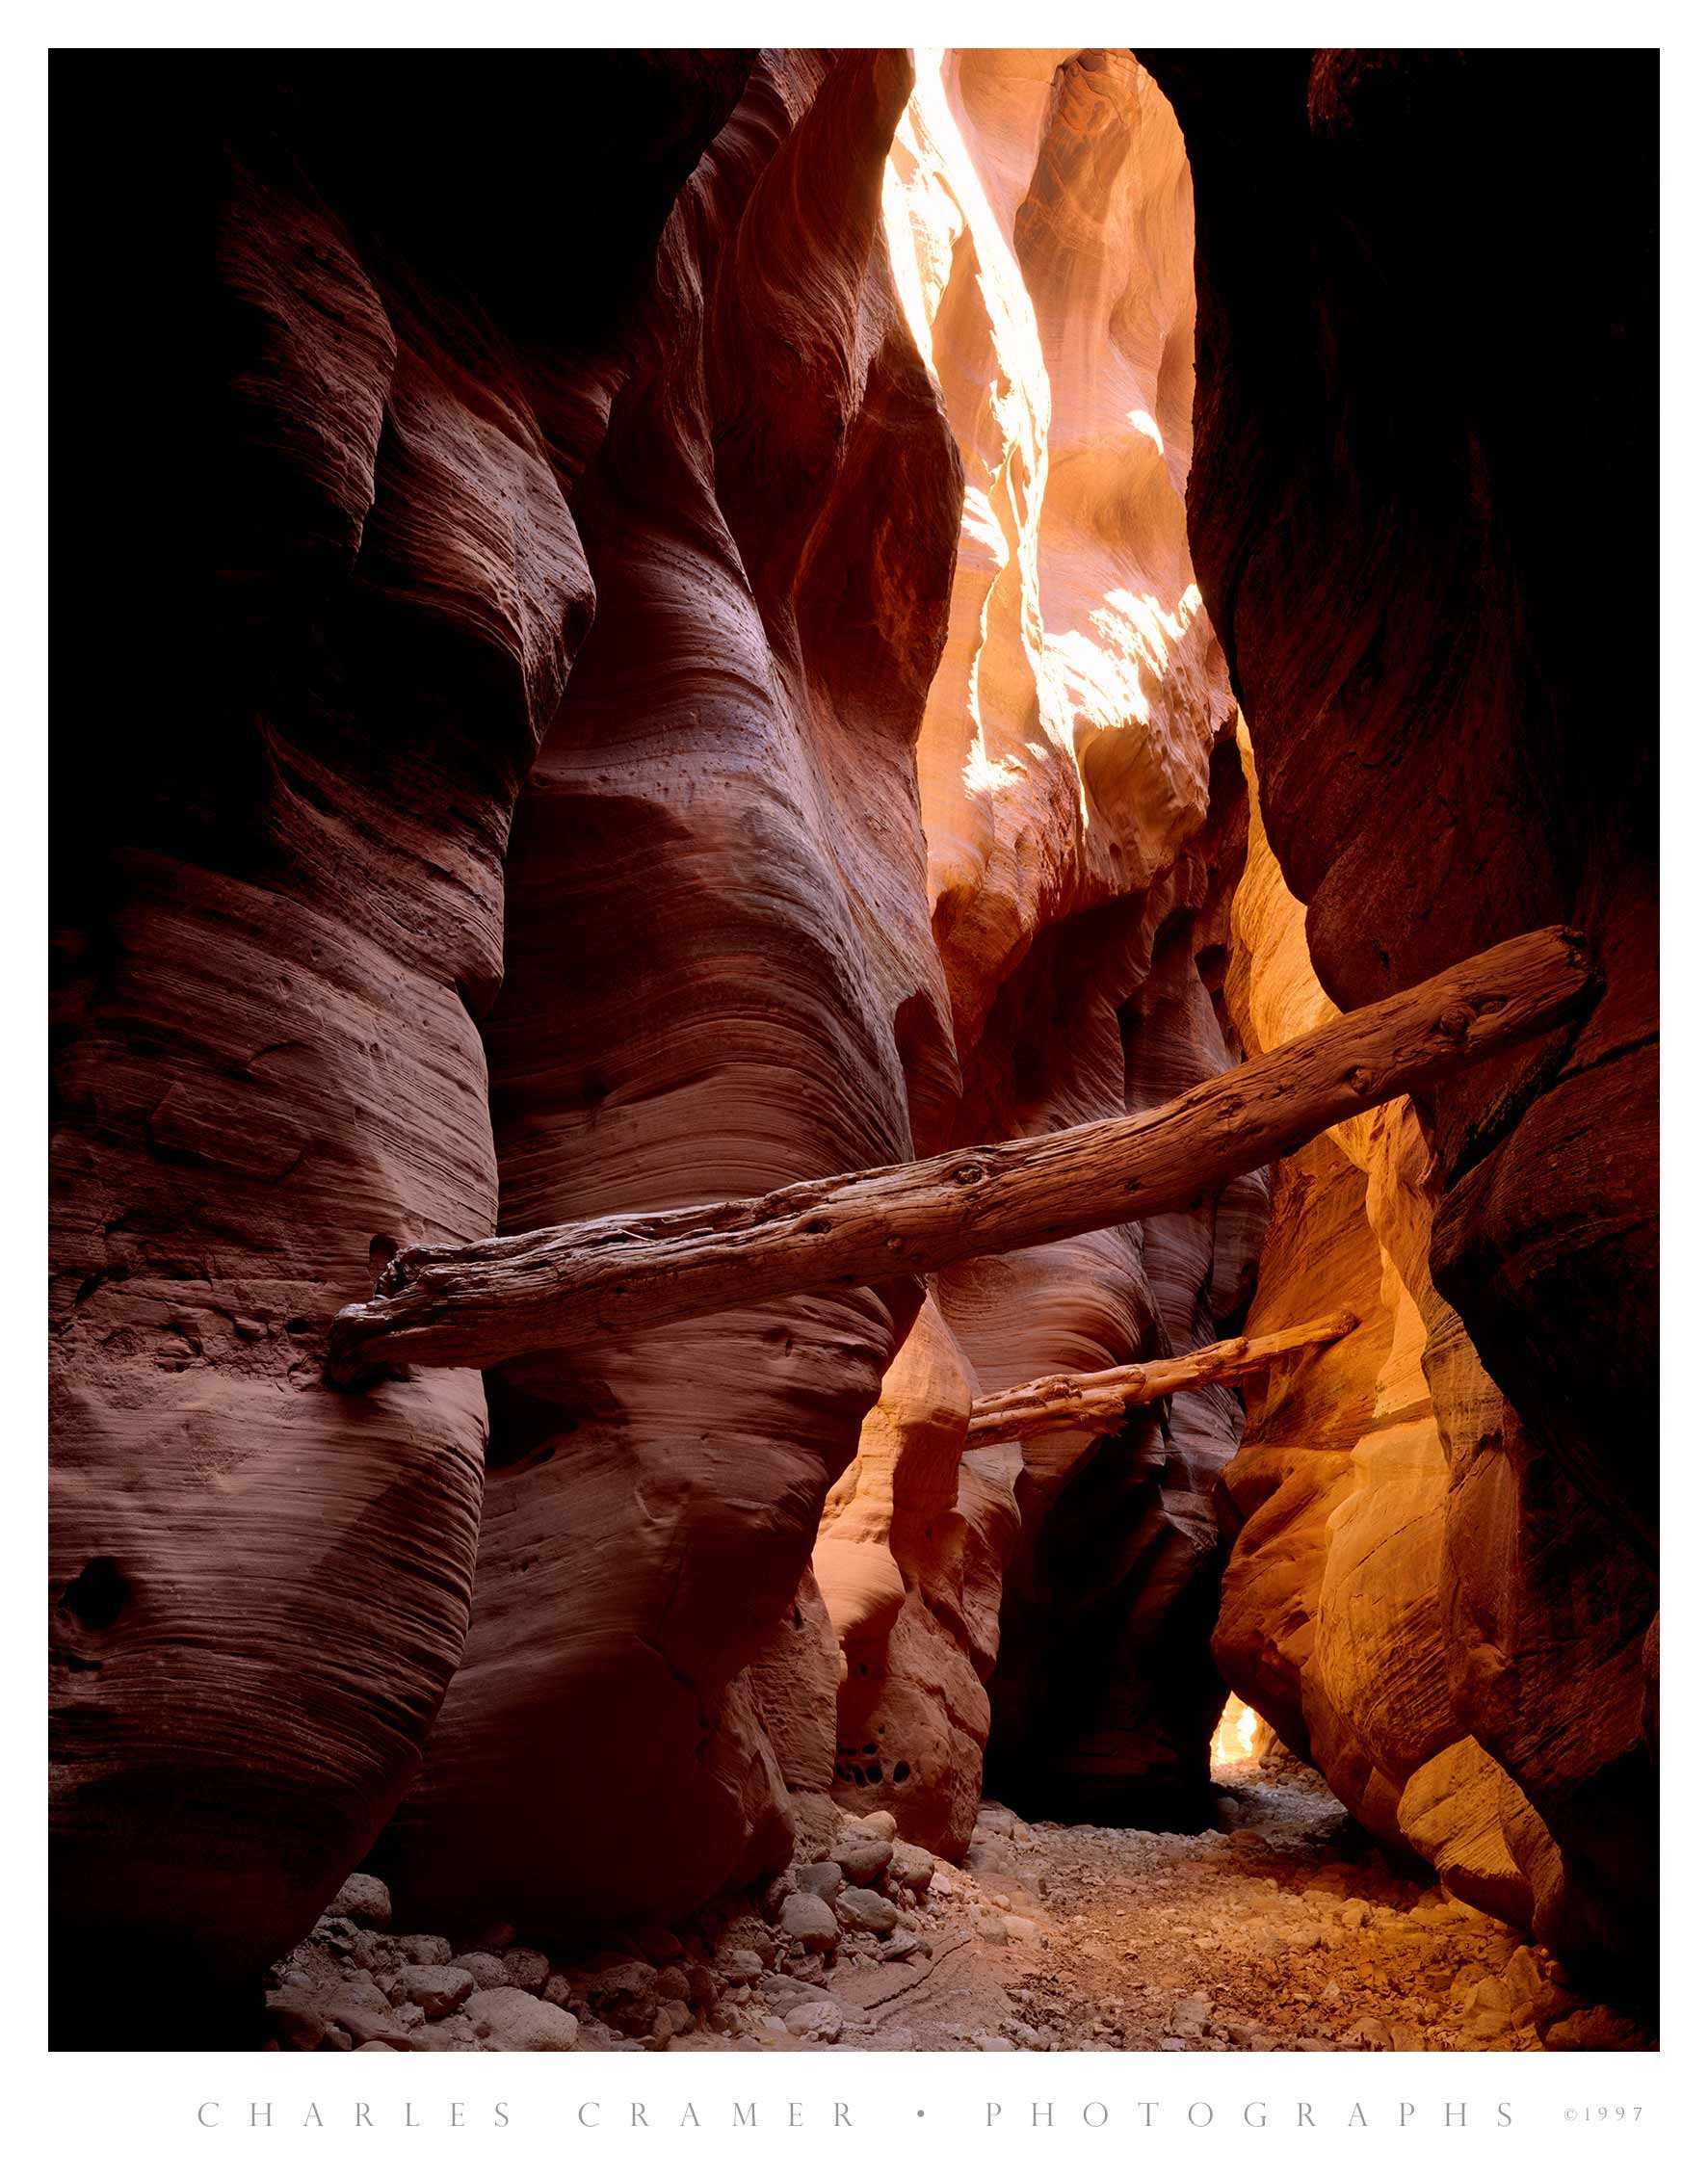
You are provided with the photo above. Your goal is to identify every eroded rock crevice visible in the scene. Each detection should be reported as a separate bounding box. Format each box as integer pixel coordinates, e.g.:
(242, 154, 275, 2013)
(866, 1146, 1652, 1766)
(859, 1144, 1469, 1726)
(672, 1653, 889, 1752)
(49, 45, 1656, 2053)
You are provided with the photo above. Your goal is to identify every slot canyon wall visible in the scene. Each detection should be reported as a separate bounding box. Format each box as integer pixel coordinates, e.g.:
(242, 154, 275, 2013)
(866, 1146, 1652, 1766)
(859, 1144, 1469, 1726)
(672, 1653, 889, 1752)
(1148, 49, 1658, 1995)
(49, 51, 760, 2033)
(48, 42, 1657, 2040)
(1217, 735, 1590, 1945)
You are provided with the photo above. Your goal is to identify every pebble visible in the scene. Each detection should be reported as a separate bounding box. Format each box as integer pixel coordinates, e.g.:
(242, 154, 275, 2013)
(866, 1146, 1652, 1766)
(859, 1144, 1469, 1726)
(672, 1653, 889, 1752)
(1543, 2006, 1648, 2052)
(320, 2000, 409, 2051)
(1170, 1995, 1211, 2036)
(652, 1999, 694, 2043)
(259, 1774, 1653, 2062)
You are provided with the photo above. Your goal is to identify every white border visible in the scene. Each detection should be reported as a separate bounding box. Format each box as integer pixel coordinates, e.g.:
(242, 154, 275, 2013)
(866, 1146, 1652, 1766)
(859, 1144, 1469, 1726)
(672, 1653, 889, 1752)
(8, 7, 1700, 2170)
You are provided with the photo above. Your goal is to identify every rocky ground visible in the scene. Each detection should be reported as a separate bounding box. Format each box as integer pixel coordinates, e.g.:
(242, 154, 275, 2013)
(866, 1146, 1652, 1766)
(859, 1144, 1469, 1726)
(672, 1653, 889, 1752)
(265, 1751, 1653, 2055)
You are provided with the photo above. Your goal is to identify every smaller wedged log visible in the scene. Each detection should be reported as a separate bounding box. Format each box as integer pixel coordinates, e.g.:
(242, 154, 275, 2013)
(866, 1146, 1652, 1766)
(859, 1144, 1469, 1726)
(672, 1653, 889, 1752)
(962, 1311, 1357, 1451)
(327, 924, 1594, 1383)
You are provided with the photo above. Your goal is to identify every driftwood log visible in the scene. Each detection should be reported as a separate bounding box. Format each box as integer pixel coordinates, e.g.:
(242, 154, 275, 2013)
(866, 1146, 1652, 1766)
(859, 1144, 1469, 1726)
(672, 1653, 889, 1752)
(327, 923, 1593, 1384)
(962, 1311, 1358, 1450)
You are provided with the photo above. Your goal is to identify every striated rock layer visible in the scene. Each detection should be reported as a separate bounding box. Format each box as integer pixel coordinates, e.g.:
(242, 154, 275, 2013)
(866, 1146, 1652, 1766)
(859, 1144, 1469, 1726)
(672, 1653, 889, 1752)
(1154, 50, 1658, 1994)
(48, 53, 754, 2036)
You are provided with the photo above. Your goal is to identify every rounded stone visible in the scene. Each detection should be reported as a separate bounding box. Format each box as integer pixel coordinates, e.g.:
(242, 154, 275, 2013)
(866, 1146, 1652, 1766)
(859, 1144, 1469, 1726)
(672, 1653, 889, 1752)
(463, 1986, 581, 2051)
(836, 1886, 899, 1934)
(778, 1891, 839, 1952)
(327, 1874, 392, 1930)
(835, 1836, 894, 1886)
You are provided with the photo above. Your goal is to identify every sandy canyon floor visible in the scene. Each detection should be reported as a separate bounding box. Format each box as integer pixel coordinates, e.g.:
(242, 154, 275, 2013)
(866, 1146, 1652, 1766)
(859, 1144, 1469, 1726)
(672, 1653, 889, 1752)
(267, 1752, 1652, 2056)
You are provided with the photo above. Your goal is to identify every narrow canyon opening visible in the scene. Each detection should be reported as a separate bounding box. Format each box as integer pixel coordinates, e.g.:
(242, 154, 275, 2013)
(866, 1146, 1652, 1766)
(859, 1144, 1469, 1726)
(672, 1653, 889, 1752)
(48, 44, 1658, 2059)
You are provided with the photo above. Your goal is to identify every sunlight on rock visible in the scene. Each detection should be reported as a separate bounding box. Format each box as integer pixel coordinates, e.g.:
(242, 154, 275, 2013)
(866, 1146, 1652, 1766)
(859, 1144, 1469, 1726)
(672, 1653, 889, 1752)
(1210, 1693, 1261, 1775)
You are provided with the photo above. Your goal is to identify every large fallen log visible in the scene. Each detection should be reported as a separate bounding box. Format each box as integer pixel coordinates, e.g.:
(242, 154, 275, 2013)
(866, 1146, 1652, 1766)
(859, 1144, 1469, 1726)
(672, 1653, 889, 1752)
(327, 923, 1593, 1384)
(962, 1311, 1358, 1450)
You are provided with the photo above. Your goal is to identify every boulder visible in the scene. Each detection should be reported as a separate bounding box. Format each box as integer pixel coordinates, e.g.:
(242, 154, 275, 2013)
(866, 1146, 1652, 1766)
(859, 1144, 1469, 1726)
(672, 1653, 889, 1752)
(263, 1993, 324, 2051)
(587, 1960, 660, 2037)
(328, 1875, 392, 1931)
(787, 2001, 844, 2042)
(503, 1948, 551, 1993)
(835, 1887, 899, 1935)
(889, 1843, 935, 1894)
(778, 1893, 839, 1952)
(464, 1987, 581, 2051)
(392, 1965, 475, 2021)
(395, 1935, 453, 1968)
(834, 1837, 894, 1887)
(449, 1952, 509, 1991)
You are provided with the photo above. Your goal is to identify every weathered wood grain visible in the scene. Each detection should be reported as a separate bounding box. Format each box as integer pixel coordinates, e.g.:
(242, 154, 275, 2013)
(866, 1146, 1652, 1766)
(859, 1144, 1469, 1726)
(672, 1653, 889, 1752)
(327, 923, 1593, 1383)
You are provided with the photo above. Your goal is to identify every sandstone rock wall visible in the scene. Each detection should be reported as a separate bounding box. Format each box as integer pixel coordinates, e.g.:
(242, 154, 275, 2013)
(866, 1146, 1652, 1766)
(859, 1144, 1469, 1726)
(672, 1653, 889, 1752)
(47, 52, 761, 2032)
(813, 1294, 1020, 1856)
(48, 55, 726, 2020)
(1155, 50, 1658, 1992)
(1217, 729, 1544, 1932)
